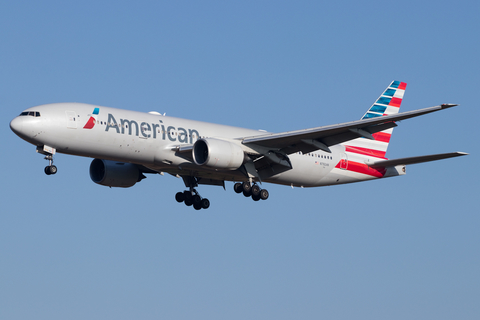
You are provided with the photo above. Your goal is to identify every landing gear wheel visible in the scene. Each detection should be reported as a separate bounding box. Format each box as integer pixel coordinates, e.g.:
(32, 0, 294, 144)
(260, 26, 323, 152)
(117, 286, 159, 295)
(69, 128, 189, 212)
(234, 182, 243, 194)
(201, 198, 210, 209)
(184, 191, 192, 202)
(193, 202, 202, 210)
(193, 195, 202, 205)
(252, 194, 261, 201)
(242, 181, 251, 193)
(260, 189, 269, 200)
(251, 184, 261, 197)
(175, 192, 185, 203)
(44, 165, 57, 175)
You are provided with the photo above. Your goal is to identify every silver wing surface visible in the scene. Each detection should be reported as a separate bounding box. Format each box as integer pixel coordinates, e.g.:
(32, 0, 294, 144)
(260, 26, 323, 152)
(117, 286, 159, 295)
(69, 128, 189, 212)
(242, 104, 457, 155)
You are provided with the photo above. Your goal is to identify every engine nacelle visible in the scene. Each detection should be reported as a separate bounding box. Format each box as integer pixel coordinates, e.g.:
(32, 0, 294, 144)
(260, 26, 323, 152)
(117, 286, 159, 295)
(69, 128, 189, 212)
(193, 138, 245, 170)
(89, 159, 142, 188)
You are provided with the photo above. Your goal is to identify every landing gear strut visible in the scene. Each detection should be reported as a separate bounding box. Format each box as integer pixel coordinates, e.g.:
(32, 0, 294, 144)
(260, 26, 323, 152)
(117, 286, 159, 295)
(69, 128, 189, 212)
(44, 154, 57, 175)
(234, 182, 269, 201)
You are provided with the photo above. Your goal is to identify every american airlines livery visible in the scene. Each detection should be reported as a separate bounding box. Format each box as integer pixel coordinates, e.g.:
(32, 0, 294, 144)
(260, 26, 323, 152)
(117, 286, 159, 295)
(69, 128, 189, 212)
(10, 81, 467, 210)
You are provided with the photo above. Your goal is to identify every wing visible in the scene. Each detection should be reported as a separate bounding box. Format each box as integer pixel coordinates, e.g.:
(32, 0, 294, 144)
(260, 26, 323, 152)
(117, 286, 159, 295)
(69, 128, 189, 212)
(242, 104, 458, 155)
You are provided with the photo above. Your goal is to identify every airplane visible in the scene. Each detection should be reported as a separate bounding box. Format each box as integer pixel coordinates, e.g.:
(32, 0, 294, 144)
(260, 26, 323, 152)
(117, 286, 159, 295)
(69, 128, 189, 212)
(10, 81, 467, 210)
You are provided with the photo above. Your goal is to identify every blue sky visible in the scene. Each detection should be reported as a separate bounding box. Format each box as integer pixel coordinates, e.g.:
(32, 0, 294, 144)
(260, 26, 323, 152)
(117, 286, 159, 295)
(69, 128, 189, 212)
(1, 1, 478, 319)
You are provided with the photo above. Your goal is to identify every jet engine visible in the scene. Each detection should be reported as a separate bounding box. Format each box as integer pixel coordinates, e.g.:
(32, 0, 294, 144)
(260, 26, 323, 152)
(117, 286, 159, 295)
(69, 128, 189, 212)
(89, 159, 144, 188)
(193, 138, 245, 170)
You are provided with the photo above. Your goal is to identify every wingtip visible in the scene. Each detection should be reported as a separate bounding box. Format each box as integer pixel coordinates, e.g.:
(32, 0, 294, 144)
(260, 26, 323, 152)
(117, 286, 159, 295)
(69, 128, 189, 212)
(441, 103, 459, 109)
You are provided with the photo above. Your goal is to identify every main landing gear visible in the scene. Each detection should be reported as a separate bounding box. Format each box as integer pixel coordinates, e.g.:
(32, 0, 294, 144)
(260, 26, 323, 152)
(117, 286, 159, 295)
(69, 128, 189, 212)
(234, 182, 269, 201)
(175, 177, 268, 210)
(175, 189, 210, 210)
(175, 176, 210, 210)
(44, 154, 57, 175)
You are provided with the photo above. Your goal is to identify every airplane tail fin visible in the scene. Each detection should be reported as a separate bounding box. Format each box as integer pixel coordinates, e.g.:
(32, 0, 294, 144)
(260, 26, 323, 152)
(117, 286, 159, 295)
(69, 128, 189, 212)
(344, 81, 407, 159)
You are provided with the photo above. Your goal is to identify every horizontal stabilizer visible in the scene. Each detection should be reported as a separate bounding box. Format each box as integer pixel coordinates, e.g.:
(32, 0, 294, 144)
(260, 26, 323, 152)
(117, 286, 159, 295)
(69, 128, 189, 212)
(370, 152, 468, 168)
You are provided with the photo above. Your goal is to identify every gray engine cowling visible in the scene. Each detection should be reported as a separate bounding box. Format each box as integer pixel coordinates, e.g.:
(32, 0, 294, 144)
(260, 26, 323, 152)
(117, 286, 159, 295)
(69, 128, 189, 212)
(193, 138, 245, 170)
(89, 159, 142, 188)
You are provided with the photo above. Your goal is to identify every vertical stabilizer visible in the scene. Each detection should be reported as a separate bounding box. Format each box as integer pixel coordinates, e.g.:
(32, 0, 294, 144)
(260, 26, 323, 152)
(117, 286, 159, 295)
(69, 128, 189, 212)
(344, 81, 407, 159)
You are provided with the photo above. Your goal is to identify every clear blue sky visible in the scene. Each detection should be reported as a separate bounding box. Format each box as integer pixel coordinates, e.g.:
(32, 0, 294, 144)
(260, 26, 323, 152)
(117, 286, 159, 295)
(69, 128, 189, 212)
(1, 1, 478, 319)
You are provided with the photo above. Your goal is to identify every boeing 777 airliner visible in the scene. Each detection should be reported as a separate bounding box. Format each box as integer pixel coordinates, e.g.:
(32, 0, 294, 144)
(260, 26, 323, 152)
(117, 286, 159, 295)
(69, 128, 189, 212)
(10, 81, 467, 209)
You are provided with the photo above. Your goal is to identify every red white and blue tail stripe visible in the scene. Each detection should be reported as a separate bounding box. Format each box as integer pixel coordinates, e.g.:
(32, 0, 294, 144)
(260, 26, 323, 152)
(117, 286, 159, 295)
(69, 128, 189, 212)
(360, 81, 406, 120)
(344, 81, 407, 159)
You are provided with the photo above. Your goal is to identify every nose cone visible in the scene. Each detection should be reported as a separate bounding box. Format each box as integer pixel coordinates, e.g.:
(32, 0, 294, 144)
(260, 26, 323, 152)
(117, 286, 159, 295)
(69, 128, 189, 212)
(10, 116, 24, 137)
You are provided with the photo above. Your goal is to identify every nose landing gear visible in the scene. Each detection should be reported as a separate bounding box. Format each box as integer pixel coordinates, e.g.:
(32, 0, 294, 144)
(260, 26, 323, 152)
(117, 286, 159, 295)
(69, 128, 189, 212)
(37, 146, 57, 175)
(44, 154, 57, 175)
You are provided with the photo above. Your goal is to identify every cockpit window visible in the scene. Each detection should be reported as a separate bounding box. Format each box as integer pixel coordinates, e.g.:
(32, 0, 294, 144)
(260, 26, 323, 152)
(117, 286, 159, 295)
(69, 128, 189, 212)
(19, 111, 41, 117)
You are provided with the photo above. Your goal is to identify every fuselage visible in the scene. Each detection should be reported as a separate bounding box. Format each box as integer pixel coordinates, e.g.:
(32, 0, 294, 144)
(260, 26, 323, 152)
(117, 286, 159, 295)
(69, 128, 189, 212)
(10, 102, 397, 188)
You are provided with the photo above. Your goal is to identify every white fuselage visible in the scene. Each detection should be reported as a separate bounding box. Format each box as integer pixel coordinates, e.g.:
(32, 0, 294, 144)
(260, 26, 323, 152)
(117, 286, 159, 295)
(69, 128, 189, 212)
(10, 103, 398, 188)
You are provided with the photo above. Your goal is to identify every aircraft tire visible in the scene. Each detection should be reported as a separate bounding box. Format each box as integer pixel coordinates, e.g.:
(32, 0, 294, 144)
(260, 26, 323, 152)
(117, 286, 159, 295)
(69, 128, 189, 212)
(201, 198, 210, 209)
(260, 189, 269, 200)
(234, 182, 243, 193)
(252, 194, 261, 201)
(193, 195, 202, 205)
(45, 165, 57, 175)
(242, 181, 251, 193)
(193, 203, 202, 210)
(175, 192, 185, 203)
(251, 184, 261, 197)
(183, 190, 192, 201)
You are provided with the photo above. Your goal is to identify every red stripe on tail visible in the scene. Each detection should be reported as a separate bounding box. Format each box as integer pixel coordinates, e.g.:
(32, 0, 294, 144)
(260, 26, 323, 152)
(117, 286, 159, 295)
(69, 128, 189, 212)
(372, 132, 391, 143)
(335, 160, 386, 178)
(345, 146, 387, 159)
(389, 97, 403, 108)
